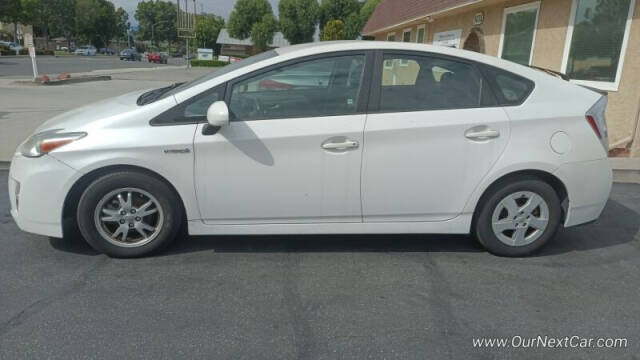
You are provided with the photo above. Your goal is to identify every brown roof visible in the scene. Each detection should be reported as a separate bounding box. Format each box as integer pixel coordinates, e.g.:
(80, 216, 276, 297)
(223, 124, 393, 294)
(362, 0, 474, 35)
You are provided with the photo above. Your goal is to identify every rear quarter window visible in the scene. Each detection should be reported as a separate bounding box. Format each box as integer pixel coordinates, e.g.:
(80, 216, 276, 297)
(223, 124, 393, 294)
(480, 65, 534, 106)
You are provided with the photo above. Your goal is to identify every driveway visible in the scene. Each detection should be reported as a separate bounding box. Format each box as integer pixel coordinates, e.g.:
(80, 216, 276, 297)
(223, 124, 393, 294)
(0, 172, 639, 359)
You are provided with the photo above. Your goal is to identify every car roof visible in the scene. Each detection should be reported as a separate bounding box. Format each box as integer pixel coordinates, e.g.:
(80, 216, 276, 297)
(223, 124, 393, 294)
(274, 40, 542, 80)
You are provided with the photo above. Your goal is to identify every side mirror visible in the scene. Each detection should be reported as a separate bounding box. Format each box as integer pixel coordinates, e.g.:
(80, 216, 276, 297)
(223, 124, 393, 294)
(206, 101, 229, 127)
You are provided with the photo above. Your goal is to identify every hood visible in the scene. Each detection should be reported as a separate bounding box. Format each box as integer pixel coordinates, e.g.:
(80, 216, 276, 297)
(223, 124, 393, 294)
(35, 89, 150, 133)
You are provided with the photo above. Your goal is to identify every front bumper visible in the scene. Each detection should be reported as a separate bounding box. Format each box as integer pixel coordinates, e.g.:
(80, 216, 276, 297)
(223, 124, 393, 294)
(9, 154, 79, 238)
(554, 158, 613, 227)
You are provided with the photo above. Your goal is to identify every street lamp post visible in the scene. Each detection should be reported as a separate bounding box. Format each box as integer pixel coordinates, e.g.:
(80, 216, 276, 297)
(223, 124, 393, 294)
(151, 20, 171, 49)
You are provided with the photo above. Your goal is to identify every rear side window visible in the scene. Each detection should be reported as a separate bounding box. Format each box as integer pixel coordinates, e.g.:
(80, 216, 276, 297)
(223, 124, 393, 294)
(378, 54, 495, 112)
(480, 65, 534, 105)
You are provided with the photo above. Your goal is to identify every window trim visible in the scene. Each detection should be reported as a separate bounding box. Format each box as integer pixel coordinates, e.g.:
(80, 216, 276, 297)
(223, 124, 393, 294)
(560, 0, 636, 92)
(498, 1, 541, 66)
(224, 50, 375, 121)
(369, 50, 501, 114)
(416, 25, 426, 44)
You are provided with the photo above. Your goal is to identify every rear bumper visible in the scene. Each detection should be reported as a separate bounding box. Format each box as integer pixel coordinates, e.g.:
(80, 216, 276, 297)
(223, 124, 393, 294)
(9, 154, 79, 238)
(554, 158, 612, 227)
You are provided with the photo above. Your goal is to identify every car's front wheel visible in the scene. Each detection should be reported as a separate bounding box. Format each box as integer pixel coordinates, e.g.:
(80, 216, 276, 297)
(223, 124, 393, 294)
(474, 176, 562, 257)
(77, 171, 183, 257)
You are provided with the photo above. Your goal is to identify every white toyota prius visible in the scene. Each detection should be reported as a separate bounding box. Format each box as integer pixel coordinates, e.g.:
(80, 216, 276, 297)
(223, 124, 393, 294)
(9, 41, 612, 257)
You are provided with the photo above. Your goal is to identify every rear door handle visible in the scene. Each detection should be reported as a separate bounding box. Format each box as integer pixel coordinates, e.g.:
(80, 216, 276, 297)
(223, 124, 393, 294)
(465, 128, 500, 140)
(321, 139, 359, 151)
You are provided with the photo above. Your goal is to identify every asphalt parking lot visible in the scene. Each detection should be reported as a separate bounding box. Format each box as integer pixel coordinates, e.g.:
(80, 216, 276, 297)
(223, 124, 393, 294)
(0, 55, 187, 78)
(0, 171, 639, 359)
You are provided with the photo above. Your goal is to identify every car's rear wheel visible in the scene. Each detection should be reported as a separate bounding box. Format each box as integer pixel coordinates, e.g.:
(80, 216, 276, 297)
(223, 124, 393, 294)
(474, 176, 562, 257)
(77, 171, 182, 257)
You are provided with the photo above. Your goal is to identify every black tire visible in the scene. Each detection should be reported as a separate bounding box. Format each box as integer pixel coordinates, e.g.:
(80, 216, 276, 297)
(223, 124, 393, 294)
(474, 176, 562, 257)
(76, 171, 183, 258)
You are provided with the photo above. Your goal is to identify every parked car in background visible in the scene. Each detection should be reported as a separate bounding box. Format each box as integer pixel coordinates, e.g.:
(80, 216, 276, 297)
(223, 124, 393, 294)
(74, 45, 97, 56)
(1, 41, 23, 52)
(172, 50, 183, 58)
(100, 48, 115, 55)
(120, 48, 141, 61)
(147, 52, 168, 64)
(9, 41, 612, 258)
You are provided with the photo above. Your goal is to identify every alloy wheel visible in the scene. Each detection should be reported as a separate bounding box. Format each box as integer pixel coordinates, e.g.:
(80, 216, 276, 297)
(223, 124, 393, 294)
(93, 188, 164, 247)
(491, 191, 550, 247)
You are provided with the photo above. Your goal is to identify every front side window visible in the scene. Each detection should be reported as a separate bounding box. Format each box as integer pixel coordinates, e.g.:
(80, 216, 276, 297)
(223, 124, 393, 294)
(379, 54, 494, 112)
(229, 54, 366, 120)
(500, 2, 540, 65)
(563, 0, 634, 86)
(151, 85, 225, 125)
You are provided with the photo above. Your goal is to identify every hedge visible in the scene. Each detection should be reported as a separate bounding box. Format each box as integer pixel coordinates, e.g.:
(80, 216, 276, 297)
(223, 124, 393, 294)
(0, 49, 54, 56)
(190, 59, 228, 67)
(19, 49, 55, 56)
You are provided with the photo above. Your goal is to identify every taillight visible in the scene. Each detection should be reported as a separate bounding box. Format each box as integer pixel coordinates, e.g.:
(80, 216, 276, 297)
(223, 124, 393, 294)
(586, 96, 608, 151)
(586, 115, 601, 139)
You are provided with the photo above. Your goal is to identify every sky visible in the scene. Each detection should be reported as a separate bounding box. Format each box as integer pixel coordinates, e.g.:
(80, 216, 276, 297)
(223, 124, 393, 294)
(111, 0, 280, 27)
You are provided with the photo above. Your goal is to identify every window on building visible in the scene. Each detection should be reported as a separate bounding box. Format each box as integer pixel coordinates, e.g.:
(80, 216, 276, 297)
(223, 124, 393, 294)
(229, 54, 366, 120)
(563, 0, 635, 88)
(402, 29, 411, 42)
(379, 53, 494, 112)
(416, 26, 426, 43)
(499, 2, 540, 66)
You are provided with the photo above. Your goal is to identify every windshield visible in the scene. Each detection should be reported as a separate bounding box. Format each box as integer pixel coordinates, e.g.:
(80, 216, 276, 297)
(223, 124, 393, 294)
(161, 50, 278, 98)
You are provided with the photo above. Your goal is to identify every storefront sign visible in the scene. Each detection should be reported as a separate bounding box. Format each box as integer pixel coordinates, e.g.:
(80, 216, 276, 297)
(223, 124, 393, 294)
(433, 29, 462, 48)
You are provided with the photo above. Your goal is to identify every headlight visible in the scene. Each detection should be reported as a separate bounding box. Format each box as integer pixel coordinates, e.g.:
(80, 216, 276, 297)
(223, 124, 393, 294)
(19, 129, 87, 157)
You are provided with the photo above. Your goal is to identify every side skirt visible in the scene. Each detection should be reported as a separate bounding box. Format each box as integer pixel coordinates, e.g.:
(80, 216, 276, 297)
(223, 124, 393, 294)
(187, 214, 473, 235)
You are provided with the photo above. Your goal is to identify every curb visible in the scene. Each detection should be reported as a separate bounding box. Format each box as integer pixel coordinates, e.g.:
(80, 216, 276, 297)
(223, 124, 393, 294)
(611, 158, 640, 184)
(45, 75, 112, 85)
(3, 65, 188, 84)
(12, 75, 112, 86)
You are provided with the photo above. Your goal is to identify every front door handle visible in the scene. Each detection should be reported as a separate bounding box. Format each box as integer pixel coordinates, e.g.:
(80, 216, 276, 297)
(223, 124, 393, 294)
(465, 127, 500, 140)
(321, 139, 359, 151)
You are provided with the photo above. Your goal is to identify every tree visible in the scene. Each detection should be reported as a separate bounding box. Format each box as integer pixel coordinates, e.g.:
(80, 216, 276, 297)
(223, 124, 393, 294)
(319, 0, 359, 33)
(278, 0, 319, 45)
(195, 13, 224, 50)
(343, 11, 361, 40)
(227, 0, 273, 40)
(115, 7, 130, 41)
(321, 19, 344, 41)
(22, 0, 55, 45)
(250, 13, 276, 51)
(75, 0, 117, 48)
(134, 0, 177, 48)
(50, 0, 76, 49)
(359, 0, 381, 25)
(0, 0, 25, 42)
